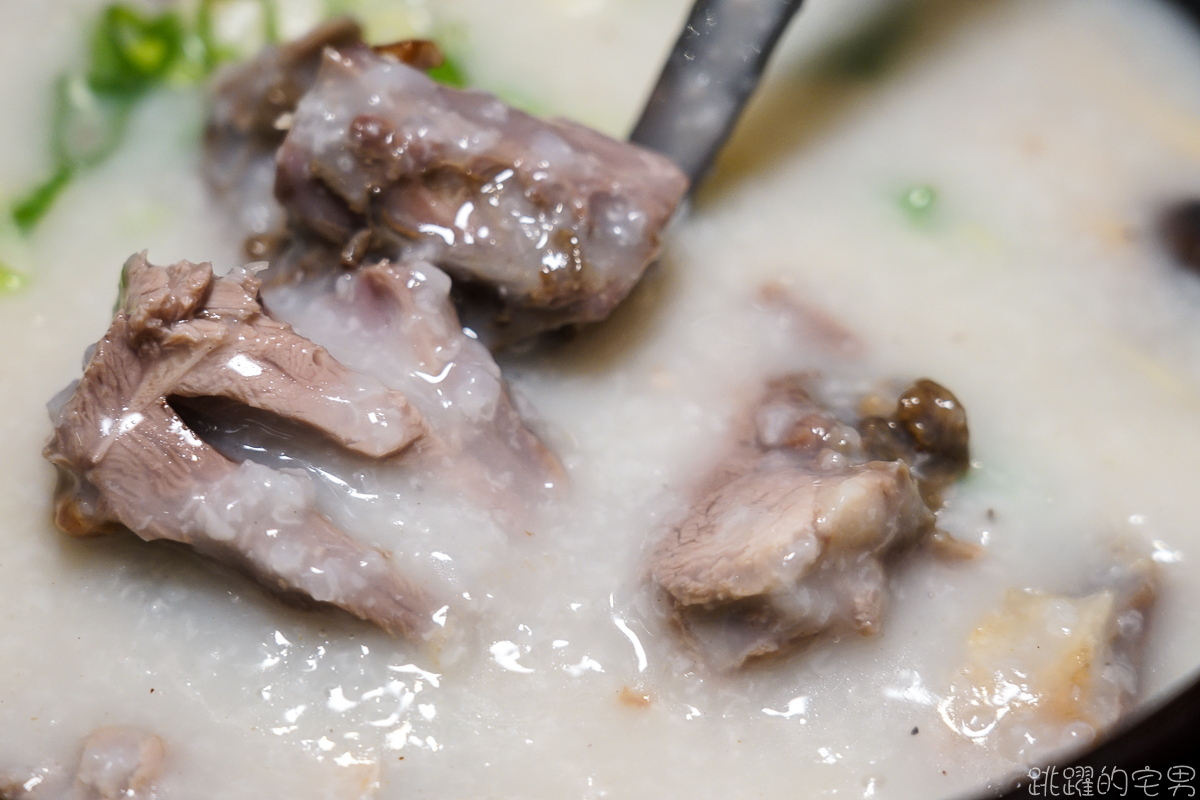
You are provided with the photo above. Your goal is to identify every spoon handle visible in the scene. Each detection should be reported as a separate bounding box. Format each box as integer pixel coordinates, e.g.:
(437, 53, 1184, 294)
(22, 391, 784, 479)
(629, 0, 804, 190)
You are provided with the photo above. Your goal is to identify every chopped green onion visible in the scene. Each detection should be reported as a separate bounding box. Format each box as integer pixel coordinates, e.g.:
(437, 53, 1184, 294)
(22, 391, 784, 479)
(0, 264, 29, 294)
(11, 0, 414, 234)
(427, 55, 466, 88)
(12, 73, 132, 232)
(196, 0, 234, 71)
(12, 164, 74, 233)
(259, 0, 280, 45)
(900, 184, 937, 222)
(13, 2, 202, 232)
(88, 5, 185, 98)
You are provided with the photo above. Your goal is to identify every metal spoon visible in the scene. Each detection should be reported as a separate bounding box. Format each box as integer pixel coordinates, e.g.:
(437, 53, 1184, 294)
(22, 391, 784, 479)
(630, 0, 805, 191)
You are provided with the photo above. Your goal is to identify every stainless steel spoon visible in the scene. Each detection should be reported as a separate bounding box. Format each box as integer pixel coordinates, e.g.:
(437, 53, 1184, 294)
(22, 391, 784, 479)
(630, 0, 805, 191)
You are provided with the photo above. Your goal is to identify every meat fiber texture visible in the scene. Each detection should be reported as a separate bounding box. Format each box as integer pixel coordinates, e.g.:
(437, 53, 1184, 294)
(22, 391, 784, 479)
(650, 376, 972, 670)
(272, 43, 688, 343)
(43, 253, 439, 639)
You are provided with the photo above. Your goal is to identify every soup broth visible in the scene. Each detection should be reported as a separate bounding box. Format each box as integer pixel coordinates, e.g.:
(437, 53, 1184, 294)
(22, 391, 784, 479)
(2, 0, 1200, 798)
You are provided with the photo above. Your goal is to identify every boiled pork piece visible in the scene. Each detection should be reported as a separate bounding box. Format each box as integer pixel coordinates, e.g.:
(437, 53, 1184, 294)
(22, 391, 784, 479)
(205, 18, 365, 261)
(653, 460, 935, 670)
(348, 261, 562, 500)
(274, 43, 689, 341)
(44, 253, 436, 639)
(205, 21, 456, 264)
(651, 375, 973, 668)
(258, 258, 564, 514)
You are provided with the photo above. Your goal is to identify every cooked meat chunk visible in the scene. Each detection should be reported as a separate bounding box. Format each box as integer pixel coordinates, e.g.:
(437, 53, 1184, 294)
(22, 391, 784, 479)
(753, 375, 862, 458)
(273, 43, 689, 342)
(352, 261, 561, 492)
(653, 460, 934, 670)
(119, 254, 424, 455)
(939, 554, 1156, 763)
(208, 19, 363, 154)
(651, 374, 972, 668)
(260, 258, 563, 510)
(205, 18, 365, 260)
(206, 23, 686, 342)
(75, 727, 164, 800)
(44, 253, 436, 638)
(205, 21, 457, 264)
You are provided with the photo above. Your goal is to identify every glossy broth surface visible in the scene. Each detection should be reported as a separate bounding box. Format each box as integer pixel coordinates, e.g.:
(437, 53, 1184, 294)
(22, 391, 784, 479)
(3, 0, 1200, 797)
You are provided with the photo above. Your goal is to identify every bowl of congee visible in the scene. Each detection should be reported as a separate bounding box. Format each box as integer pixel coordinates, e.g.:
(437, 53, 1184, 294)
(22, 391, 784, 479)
(1, 0, 1198, 798)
